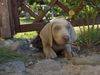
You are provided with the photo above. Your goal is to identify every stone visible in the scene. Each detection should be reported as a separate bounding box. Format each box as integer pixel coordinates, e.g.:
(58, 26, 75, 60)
(26, 58, 100, 75)
(4, 40, 14, 47)
(0, 39, 5, 48)
(0, 38, 39, 54)
(0, 61, 26, 75)
(10, 38, 39, 53)
(71, 54, 100, 65)
(0, 39, 13, 48)
(28, 59, 63, 75)
(0, 39, 14, 49)
(12, 39, 30, 51)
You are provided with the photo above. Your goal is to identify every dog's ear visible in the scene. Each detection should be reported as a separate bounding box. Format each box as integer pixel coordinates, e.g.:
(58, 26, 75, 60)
(40, 22, 53, 47)
(68, 22, 77, 43)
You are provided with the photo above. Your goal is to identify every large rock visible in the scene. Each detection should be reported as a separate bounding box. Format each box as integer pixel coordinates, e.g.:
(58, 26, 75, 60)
(26, 59, 100, 75)
(0, 38, 39, 53)
(71, 54, 100, 65)
(26, 59, 63, 75)
(0, 61, 27, 75)
(0, 39, 13, 48)
(11, 39, 31, 52)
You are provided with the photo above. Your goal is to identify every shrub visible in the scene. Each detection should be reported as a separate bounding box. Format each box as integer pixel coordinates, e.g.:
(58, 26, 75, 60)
(75, 3, 100, 48)
(76, 25, 100, 47)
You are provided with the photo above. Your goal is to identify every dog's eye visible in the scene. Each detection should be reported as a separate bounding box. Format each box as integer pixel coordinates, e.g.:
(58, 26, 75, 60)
(54, 26, 61, 30)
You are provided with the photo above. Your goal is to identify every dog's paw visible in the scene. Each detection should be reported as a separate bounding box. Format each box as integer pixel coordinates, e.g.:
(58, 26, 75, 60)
(64, 51, 73, 60)
(45, 49, 57, 59)
(64, 51, 78, 60)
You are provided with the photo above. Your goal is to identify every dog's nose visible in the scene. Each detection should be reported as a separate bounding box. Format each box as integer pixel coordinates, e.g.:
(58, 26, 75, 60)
(63, 35, 69, 42)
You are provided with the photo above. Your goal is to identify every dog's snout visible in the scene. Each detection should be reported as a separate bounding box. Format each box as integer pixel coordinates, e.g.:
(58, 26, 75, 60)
(63, 35, 69, 41)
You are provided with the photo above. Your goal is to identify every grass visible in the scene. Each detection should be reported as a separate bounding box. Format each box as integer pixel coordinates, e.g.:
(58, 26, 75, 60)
(75, 25, 100, 47)
(14, 31, 37, 39)
(0, 48, 26, 64)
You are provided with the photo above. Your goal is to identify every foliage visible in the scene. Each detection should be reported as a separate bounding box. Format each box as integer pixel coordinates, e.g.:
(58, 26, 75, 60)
(21, 0, 100, 22)
(0, 48, 26, 63)
(77, 5, 98, 19)
(26, 0, 100, 21)
(76, 25, 100, 47)
(74, 1, 100, 47)
(14, 31, 37, 39)
(61, 0, 81, 8)
(28, 0, 50, 5)
(20, 17, 34, 24)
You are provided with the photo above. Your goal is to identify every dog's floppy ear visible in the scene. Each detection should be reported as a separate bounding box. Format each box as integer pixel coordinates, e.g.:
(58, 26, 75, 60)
(39, 22, 53, 47)
(68, 22, 77, 43)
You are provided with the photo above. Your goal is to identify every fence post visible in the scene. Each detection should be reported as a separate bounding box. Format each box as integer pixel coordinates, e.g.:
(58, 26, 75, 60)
(0, 0, 12, 38)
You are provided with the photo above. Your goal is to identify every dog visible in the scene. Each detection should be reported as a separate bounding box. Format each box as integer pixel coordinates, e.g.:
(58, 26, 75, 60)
(39, 17, 77, 59)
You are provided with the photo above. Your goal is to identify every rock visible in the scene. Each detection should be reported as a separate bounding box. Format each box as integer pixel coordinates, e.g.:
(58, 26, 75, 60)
(0, 61, 27, 75)
(11, 38, 39, 53)
(71, 54, 100, 65)
(51, 64, 80, 75)
(11, 39, 30, 51)
(0, 39, 5, 48)
(0, 39, 14, 48)
(0, 38, 39, 53)
(27, 59, 64, 75)
(58, 64, 100, 75)
(26, 59, 100, 75)
(4, 40, 14, 47)
(10, 41, 21, 51)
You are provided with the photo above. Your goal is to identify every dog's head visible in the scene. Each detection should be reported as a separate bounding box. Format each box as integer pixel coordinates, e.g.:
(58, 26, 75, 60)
(40, 17, 77, 47)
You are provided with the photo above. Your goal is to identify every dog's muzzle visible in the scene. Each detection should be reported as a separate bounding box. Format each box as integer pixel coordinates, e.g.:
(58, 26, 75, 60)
(62, 35, 69, 43)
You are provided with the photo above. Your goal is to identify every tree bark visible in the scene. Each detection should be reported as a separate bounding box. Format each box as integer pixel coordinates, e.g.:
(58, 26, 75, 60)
(0, 0, 11, 38)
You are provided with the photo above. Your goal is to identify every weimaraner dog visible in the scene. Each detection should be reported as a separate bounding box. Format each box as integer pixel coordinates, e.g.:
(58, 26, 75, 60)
(39, 17, 77, 59)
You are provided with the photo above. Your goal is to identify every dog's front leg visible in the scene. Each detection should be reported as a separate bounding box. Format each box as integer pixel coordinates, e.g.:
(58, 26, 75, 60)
(64, 44, 77, 59)
(64, 44, 72, 59)
(42, 42, 57, 59)
(44, 47, 57, 59)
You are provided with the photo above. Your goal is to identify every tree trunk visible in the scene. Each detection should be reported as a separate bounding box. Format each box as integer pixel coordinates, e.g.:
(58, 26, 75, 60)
(0, 0, 11, 38)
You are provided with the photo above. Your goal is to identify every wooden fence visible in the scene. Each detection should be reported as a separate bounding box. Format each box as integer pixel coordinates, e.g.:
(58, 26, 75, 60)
(0, 0, 100, 38)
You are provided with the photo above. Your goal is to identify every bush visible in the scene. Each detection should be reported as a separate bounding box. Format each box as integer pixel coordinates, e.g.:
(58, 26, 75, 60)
(75, 2, 100, 48)
(76, 25, 100, 47)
